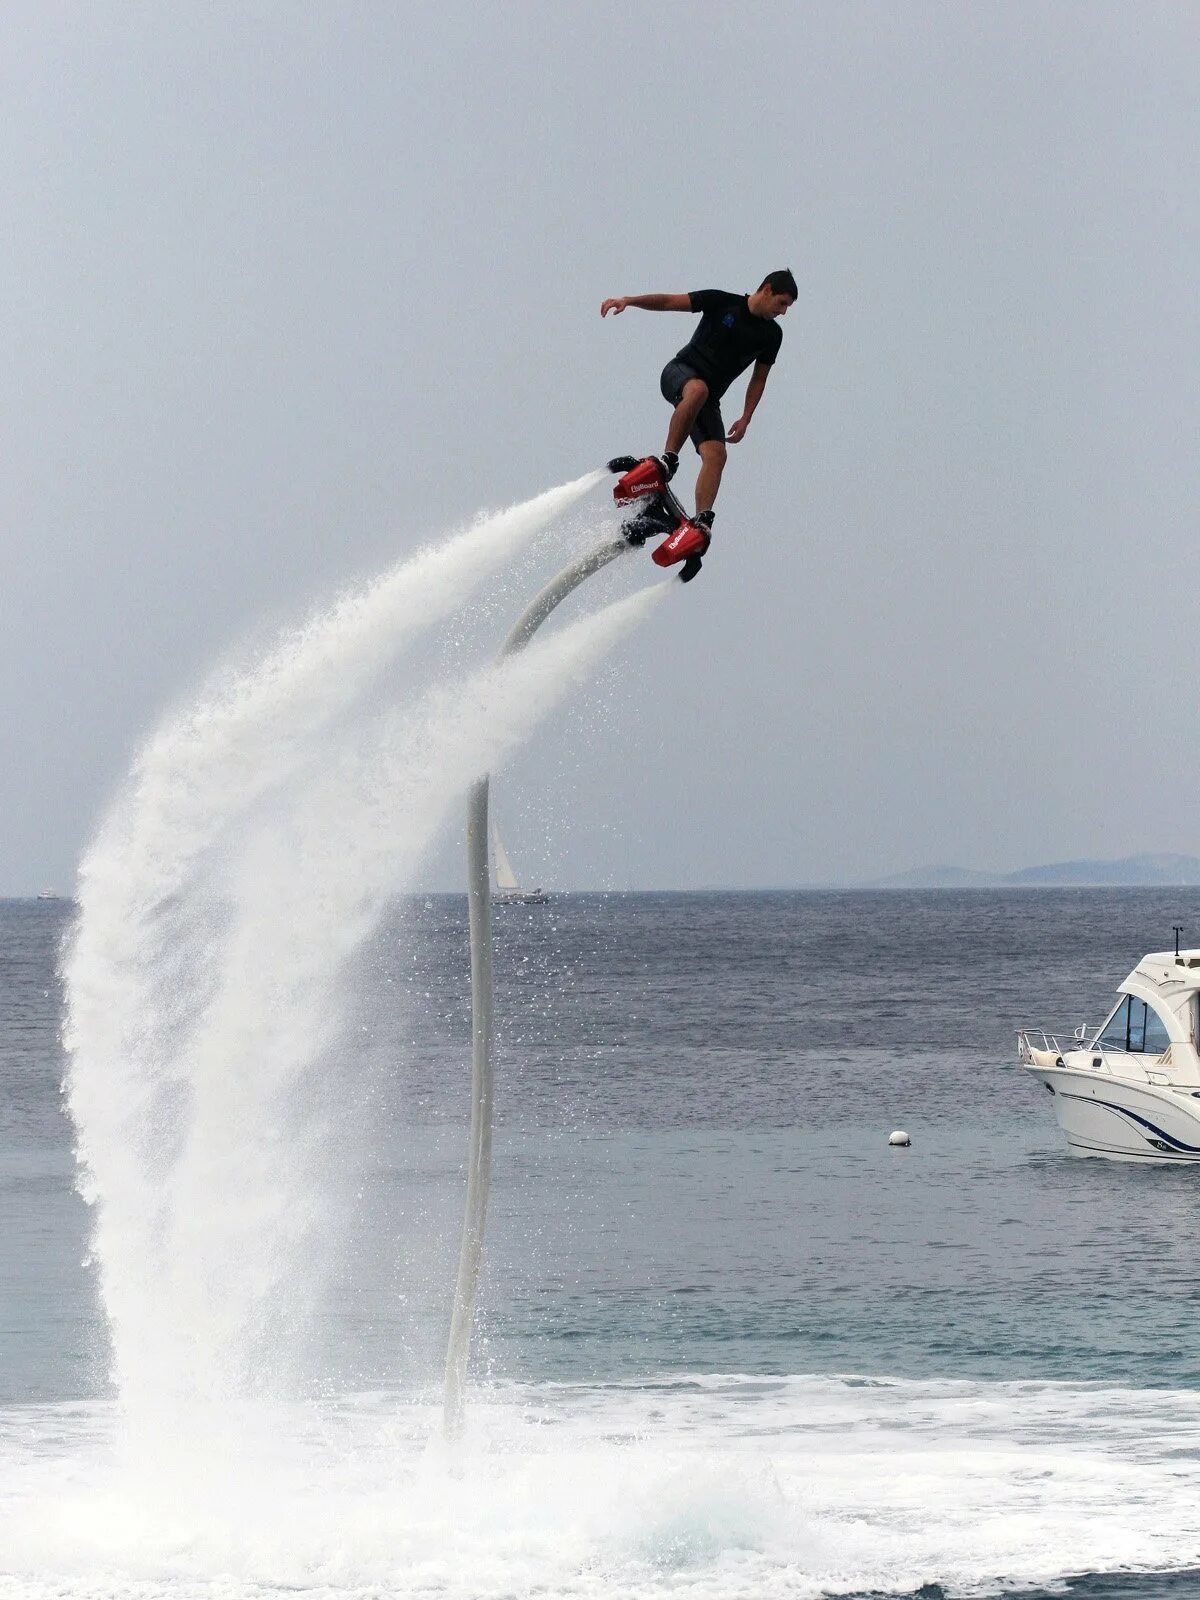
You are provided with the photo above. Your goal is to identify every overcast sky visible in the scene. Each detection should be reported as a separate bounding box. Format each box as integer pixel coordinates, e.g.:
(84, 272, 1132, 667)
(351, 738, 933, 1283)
(3, 1, 1198, 893)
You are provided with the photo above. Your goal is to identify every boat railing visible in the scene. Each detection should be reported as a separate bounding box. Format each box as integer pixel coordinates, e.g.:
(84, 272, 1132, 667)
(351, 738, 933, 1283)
(1017, 1025, 1094, 1063)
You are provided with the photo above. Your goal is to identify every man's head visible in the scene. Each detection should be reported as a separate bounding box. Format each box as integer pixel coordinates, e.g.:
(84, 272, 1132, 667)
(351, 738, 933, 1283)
(751, 269, 798, 318)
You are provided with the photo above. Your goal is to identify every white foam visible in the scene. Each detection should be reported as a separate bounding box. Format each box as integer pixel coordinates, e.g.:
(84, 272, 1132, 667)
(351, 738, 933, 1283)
(2, 1375, 1198, 1598)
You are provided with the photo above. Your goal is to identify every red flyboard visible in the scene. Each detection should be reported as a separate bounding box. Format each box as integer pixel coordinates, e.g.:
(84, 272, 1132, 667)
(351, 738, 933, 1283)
(612, 458, 667, 505)
(651, 521, 709, 568)
(608, 456, 710, 578)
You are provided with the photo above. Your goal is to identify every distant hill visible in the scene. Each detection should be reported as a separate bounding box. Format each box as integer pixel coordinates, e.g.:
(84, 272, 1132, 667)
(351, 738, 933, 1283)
(870, 854, 1200, 889)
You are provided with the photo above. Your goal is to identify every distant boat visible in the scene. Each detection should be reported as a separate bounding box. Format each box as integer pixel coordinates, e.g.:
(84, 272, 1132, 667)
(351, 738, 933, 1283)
(492, 824, 549, 905)
(35, 889, 58, 901)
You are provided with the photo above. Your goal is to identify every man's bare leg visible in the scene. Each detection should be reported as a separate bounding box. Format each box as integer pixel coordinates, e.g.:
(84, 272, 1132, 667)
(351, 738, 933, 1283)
(694, 440, 727, 518)
(664, 378, 710, 456)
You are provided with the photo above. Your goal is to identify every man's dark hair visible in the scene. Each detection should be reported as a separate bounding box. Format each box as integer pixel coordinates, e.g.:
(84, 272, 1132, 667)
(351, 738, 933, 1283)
(759, 269, 798, 299)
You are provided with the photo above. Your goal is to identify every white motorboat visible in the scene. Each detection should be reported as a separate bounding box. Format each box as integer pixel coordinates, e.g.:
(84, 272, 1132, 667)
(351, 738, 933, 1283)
(491, 824, 549, 906)
(1019, 944, 1200, 1160)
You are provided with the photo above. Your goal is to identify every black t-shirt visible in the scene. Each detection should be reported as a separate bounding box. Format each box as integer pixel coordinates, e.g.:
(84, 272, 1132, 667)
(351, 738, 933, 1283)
(673, 290, 783, 397)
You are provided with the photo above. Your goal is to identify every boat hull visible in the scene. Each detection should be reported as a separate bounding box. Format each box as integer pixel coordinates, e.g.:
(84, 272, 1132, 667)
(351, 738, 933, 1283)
(1023, 1063, 1200, 1161)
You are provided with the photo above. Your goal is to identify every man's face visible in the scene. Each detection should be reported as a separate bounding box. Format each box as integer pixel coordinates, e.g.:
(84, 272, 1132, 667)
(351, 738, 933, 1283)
(761, 290, 796, 319)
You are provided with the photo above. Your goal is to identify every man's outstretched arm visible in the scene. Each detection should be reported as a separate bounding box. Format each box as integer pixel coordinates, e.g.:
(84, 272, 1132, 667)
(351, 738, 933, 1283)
(726, 361, 771, 443)
(600, 293, 692, 316)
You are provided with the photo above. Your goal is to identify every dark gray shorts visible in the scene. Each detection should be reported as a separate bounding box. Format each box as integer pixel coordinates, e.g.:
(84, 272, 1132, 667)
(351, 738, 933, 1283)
(659, 360, 725, 449)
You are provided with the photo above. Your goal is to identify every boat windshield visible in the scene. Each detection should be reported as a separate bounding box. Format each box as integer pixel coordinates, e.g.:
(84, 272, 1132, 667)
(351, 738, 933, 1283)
(1096, 995, 1171, 1055)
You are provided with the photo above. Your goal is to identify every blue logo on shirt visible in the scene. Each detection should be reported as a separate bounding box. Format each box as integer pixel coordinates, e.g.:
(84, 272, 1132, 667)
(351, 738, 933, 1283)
(722, 312, 736, 327)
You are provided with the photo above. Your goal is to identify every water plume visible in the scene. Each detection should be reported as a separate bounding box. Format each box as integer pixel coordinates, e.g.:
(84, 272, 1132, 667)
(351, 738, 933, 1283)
(62, 476, 660, 1428)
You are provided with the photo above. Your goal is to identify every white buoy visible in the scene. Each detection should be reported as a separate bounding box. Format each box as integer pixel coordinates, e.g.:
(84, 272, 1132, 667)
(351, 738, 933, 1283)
(888, 1129, 911, 1147)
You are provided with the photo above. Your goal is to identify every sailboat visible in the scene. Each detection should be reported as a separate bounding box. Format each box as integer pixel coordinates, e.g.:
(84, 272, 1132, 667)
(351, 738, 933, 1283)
(492, 823, 550, 905)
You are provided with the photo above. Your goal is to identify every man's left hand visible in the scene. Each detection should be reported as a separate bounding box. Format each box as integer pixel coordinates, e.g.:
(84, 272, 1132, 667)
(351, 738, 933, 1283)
(727, 417, 750, 443)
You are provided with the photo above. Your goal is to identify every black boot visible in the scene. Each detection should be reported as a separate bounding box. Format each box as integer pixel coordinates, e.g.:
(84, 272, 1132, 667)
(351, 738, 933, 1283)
(679, 510, 713, 583)
(659, 451, 679, 482)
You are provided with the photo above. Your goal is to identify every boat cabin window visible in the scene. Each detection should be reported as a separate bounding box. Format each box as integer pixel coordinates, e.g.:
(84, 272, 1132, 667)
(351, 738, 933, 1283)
(1098, 997, 1130, 1050)
(1097, 995, 1171, 1055)
(1143, 1003, 1171, 1055)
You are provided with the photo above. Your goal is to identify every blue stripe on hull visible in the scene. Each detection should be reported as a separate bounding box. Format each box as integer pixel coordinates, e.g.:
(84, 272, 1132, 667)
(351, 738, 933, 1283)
(1058, 1089, 1200, 1155)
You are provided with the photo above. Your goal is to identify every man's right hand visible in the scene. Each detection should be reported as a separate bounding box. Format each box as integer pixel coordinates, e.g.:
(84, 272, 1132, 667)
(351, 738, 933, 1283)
(600, 298, 628, 316)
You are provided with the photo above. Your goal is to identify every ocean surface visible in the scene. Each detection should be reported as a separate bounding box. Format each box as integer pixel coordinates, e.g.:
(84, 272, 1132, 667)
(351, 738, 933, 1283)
(5, 888, 1200, 1599)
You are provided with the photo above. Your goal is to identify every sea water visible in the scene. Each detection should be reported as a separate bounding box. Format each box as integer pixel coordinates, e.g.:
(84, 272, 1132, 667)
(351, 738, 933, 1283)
(5, 888, 1200, 1598)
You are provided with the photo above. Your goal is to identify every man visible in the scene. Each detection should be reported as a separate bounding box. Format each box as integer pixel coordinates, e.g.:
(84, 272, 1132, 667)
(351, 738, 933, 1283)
(600, 270, 797, 533)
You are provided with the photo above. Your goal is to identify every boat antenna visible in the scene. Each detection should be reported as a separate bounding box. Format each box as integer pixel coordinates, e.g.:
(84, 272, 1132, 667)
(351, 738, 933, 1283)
(1174, 925, 1184, 959)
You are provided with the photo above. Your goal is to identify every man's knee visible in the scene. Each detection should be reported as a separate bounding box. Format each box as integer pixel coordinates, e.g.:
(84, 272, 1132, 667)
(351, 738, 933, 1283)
(699, 441, 727, 471)
(680, 377, 710, 407)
